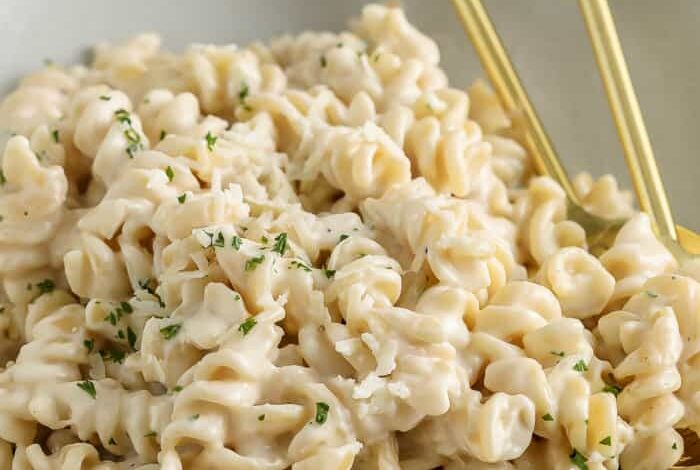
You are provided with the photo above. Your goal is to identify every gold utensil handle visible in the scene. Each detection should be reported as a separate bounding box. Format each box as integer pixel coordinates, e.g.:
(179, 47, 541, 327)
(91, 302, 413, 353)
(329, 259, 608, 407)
(578, 0, 678, 241)
(450, 0, 578, 203)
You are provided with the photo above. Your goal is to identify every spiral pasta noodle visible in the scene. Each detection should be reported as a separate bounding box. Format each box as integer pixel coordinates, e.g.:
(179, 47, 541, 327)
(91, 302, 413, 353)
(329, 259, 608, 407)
(0, 3, 698, 469)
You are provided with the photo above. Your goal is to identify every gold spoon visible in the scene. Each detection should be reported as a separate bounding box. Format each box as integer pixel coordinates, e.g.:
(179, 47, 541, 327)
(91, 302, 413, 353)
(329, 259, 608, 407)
(578, 0, 700, 466)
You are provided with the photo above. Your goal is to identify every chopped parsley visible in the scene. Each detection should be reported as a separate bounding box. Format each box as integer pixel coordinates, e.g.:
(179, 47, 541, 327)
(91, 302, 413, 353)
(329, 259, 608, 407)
(673, 442, 678, 450)
(323, 269, 336, 279)
(234, 294, 241, 301)
(542, 413, 554, 421)
(599, 436, 612, 446)
(116, 329, 125, 339)
(177, 193, 187, 204)
(100, 348, 126, 364)
(272, 233, 288, 255)
(238, 317, 257, 336)
(569, 449, 588, 470)
(258, 414, 265, 421)
(159, 129, 166, 141)
(114, 109, 132, 125)
(602, 384, 622, 397)
(213, 232, 225, 248)
(205, 131, 217, 151)
(160, 323, 182, 340)
(165, 166, 174, 182)
(320, 55, 327, 68)
(231, 236, 242, 250)
(108, 437, 117, 446)
(172, 385, 183, 392)
(77, 380, 97, 399)
(314, 402, 330, 424)
(83, 338, 94, 353)
(550, 351, 566, 357)
(645, 290, 659, 298)
(339, 234, 349, 242)
(0, 170, 5, 185)
(261, 235, 269, 244)
(99, 95, 111, 101)
(238, 82, 249, 102)
(573, 360, 588, 372)
(123, 128, 142, 158)
(189, 414, 200, 421)
(245, 255, 265, 271)
(120, 301, 133, 314)
(36, 279, 55, 295)
(51, 129, 59, 143)
(144, 431, 157, 438)
(290, 260, 311, 272)
(127, 326, 137, 349)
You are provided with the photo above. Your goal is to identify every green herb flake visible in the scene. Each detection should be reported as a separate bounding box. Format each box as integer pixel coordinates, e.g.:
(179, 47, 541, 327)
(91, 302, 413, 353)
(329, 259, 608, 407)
(104, 311, 118, 326)
(100, 348, 126, 364)
(189, 414, 200, 421)
(542, 413, 554, 421)
(324, 269, 336, 279)
(108, 437, 117, 446)
(120, 301, 133, 314)
(0, 171, 5, 185)
(272, 232, 288, 255)
(673, 442, 678, 450)
(36, 279, 55, 295)
(172, 385, 183, 393)
(165, 166, 174, 182)
(160, 323, 182, 340)
(114, 109, 132, 125)
(258, 414, 265, 421)
(245, 255, 265, 272)
(205, 131, 217, 151)
(99, 95, 111, 101)
(127, 326, 137, 349)
(645, 290, 659, 298)
(238, 317, 257, 336)
(339, 234, 349, 242)
(550, 351, 565, 357)
(144, 431, 157, 438)
(314, 402, 330, 424)
(231, 236, 242, 250)
(51, 129, 59, 143)
(234, 294, 241, 301)
(599, 436, 612, 446)
(261, 235, 269, 244)
(569, 449, 588, 470)
(77, 380, 97, 399)
(291, 260, 312, 272)
(238, 82, 249, 102)
(320, 55, 327, 68)
(213, 232, 225, 248)
(83, 338, 94, 353)
(573, 360, 588, 372)
(116, 329, 125, 339)
(602, 384, 622, 397)
(177, 193, 187, 204)
(159, 129, 166, 141)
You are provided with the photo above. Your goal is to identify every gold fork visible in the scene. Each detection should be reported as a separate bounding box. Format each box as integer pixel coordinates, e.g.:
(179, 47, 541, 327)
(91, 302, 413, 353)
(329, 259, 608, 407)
(452, 0, 700, 464)
(450, 0, 700, 257)
(451, 0, 700, 466)
(578, 0, 700, 466)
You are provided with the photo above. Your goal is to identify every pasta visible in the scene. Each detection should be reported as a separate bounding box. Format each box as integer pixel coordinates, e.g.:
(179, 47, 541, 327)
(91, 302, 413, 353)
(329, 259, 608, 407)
(0, 3, 696, 469)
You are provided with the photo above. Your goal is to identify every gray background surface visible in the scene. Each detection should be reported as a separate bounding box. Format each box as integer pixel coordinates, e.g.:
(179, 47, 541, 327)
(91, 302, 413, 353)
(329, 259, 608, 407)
(1, 0, 697, 229)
